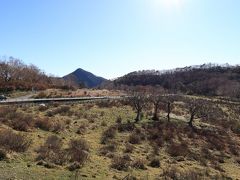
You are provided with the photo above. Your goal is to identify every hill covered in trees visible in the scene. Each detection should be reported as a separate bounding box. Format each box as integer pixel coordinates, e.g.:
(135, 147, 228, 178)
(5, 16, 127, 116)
(114, 63, 240, 98)
(0, 57, 53, 92)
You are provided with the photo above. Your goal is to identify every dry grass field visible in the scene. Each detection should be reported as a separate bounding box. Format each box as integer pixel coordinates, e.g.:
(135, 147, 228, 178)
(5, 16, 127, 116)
(33, 89, 125, 99)
(0, 94, 239, 179)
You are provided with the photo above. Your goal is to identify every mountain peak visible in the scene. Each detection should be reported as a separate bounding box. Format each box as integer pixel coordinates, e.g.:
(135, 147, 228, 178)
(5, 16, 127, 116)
(63, 68, 106, 88)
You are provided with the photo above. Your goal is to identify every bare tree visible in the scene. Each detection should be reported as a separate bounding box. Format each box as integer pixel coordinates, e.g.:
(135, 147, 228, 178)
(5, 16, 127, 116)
(147, 86, 165, 121)
(0, 61, 12, 82)
(163, 95, 176, 122)
(185, 98, 211, 129)
(128, 86, 147, 122)
(151, 95, 162, 121)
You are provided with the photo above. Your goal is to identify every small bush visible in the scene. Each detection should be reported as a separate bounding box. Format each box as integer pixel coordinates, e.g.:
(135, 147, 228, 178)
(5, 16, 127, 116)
(167, 142, 189, 157)
(68, 162, 80, 171)
(36, 135, 66, 165)
(124, 143, 134, 153)
(228, 144, 239, 156)
(129, 132, 141, 144)
(36, 160, 56, 169)
(35, 92, 48, 99)
(0, 129, 31, 152)
(67, 139, 90, 166)
(148, 157, 160, 168)
(101, 125, 117, 144)
(38, 105, 49, 112)
(0, 149, 7, 161)
(116, 116, 122, 124)
(117, 121, 135, 132)
(45, 110, 55, 117)
(65, 119, 71, 125)
(161, 167, 201, 179)
(111, 155, 130, 171)
(58, 105, 72, 115)
(52, 121, 65, 133)
(151, 143, 160, 155)
(35, 118, 53, 131)
(45, 105, 72, 117)
(8, 113, 35, 131)
(101, 120, 107, 127)
(207, 135, 225, 151)
(76, 124, 88, 135)
(236, 158, 240, 165)
(131, 159, 146, 170)
(99, 142, 118, 156)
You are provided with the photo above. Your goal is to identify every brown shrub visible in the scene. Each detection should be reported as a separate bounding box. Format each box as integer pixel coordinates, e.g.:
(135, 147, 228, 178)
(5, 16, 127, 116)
(35, 92, 48, 99)
(0, 106, 17, 119)
(101, 125, 117, 144)
(201, 147, 215, 161)
(0, 129, 31, 152)
(76, 124, 88, 135)
(167, 142, 189, 157)
(117, 121, 135, 132)
(96, 100, 116, 108)
(38, 105, 49, 112)
(236, 158, 240, 165)
(36, 135, 67, 165)
(124, 143, 134, 153)
(68, 162, 80, 171)
(99, 142, 118, 156)
(161, 167, 203, 179)
(46, 105, 72, 117)
(35, 118, 53, 131)
(128, 128, 145, 144)
(52, 121, 65, 133)
(0, 149, 7, 161)
(45, 110, 55, 117)
(207, 135, 226, 151)
(228, 144, 239, 156)
(148, 157, 160, 168)
(129, 132, 141, 144)
(101, 120, 107, 127)
(116, 116, 122, 124)
(11, 113, 35, 131)
(229, 120, 240, 134)
(151, 143, 160, 155)
(67, 139, 89, 166)
(131, 159, 146, 170)
(111, 155, 130, 171)
(65, 119, 71, 125)
(2, 110, 35, 132)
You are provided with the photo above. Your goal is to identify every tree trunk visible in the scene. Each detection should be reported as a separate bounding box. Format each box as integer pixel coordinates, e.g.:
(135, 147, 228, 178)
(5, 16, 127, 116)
(188, 113, 194, 128)
(167, 102, 170, 122)
(152, 103, 159, 121)
(135, 110, 141, 122)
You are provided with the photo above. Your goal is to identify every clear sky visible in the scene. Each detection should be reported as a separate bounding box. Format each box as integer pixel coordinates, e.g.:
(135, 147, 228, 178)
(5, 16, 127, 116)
(0, 0, 240, 79)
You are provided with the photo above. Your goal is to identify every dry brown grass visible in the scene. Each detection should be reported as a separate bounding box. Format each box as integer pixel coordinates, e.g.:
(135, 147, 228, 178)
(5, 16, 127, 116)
(0, 129, 31, 152)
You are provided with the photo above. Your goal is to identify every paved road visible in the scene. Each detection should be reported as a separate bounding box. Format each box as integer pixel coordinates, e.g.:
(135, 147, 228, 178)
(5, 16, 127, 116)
(0, 96, 124, 105)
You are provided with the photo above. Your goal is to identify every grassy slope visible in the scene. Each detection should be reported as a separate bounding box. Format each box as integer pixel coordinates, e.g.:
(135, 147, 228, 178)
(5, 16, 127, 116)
(0, 101, 239, 179)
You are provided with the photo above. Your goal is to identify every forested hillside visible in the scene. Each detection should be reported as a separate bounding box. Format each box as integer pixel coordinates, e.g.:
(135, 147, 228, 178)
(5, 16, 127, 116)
(0, 57, 73, 92)
(114, 64, 240, 98)
(0, 57, 52, 92)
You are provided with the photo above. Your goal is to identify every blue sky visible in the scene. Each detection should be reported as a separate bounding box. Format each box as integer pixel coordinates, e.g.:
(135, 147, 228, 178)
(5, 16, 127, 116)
(0, 0, 240, 79)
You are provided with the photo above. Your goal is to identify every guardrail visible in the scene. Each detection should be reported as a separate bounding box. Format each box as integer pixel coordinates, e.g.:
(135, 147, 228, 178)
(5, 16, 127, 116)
(0, 96, 125, 105)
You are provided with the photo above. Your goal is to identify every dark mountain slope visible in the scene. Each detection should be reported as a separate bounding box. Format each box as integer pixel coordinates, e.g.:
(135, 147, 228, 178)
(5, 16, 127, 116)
(63, 68, 106, 88)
